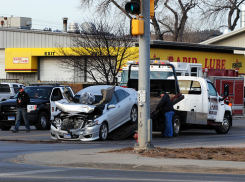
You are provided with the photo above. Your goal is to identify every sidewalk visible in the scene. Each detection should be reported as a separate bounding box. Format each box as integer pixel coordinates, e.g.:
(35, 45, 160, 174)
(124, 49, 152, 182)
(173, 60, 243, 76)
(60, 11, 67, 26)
(22, 147, 245, 174)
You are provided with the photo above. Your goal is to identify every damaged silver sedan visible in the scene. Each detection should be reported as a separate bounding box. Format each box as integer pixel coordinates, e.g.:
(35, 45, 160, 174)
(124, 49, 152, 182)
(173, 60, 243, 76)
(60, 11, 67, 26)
(50, 85, 138, 141)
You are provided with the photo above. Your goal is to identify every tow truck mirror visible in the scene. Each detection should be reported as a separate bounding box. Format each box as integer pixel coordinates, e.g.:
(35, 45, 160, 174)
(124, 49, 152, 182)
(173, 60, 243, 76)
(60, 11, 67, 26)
(224, 84, 229, 98)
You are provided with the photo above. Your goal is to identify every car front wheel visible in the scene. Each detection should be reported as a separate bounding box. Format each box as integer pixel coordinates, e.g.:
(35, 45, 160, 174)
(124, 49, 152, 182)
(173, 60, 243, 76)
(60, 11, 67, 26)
(99, 122, 108, 141)
(0, 124, 11, 131)
(35, 112, 49, 130)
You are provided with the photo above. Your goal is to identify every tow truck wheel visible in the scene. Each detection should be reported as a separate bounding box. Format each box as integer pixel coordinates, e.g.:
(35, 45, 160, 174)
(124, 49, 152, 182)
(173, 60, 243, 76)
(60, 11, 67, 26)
(35, 112, 49, 130)
(0, 124, 11, 131)
(99, 122, 108, 141)
(172, 115, 181, 137)
(215, 115, 230, 134)
(129, 105, 138, 124)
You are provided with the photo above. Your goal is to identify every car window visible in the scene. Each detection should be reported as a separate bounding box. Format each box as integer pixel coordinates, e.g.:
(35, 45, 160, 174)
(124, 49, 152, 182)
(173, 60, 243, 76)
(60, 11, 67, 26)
(115, 90, 126, 102)
(108, 93, 118, 105)
(13, 85, 19, 94)
(123, 90, 130, 97)
(208, 82, 217, 96)
(52, 88, 63, 100)
(0, 84, 10, 93)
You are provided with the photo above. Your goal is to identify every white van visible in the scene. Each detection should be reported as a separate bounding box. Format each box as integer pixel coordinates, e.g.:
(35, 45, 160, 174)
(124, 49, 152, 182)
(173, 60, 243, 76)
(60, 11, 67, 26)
(0, 83, 24, 102)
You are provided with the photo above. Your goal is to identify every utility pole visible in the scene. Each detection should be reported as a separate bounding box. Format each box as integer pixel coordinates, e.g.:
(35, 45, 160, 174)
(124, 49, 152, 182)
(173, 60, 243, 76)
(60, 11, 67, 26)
(134, 0, 154, 150)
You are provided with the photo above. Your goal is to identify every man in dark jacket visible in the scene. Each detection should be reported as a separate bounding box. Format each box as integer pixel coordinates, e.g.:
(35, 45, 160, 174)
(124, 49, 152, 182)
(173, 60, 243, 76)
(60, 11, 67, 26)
(12, 86, 31, 133)
(156, 91, 175, 138)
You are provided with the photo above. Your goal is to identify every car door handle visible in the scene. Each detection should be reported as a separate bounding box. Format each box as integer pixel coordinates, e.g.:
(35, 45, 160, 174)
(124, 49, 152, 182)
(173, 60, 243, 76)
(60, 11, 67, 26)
(118, 105, 120, 108)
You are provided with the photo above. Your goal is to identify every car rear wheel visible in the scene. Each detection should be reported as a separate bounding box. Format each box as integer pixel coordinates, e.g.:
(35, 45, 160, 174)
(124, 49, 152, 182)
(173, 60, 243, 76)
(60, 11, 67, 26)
(99, 122, 108, 141)
(129, 105, 138, 124)
(215, 115, 230, 134)
(35, 112, 49, 130)
(0, 124, 11, 131)
(172, 115, 181, 137)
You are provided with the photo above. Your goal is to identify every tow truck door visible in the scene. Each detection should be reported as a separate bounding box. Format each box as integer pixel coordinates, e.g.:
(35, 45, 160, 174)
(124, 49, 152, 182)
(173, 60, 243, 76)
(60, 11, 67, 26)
(207, 81, 219, 121)
(50, 87, 72, 120)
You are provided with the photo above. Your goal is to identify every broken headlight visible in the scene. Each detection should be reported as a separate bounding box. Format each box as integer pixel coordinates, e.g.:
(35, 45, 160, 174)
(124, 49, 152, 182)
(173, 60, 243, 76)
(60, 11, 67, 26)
(86, 120, 99, 127)
(53, 117, 62, 127)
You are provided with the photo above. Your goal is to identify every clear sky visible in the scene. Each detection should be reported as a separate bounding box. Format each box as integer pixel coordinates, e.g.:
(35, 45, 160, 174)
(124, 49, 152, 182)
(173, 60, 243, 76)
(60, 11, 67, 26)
(0, 0, 86, 31)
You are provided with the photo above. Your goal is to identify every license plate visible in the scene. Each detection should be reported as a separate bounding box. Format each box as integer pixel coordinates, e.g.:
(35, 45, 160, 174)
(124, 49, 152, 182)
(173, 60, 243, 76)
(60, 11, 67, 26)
(8, 116, 15, 120)
(64, 134, 71, 139)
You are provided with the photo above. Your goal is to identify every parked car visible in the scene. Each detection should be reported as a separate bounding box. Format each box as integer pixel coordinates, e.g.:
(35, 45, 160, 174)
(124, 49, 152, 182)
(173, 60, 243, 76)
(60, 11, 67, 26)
(50, 85, 138, 141)
(0, 84, 74, 130)
(0, 82, 24, 102)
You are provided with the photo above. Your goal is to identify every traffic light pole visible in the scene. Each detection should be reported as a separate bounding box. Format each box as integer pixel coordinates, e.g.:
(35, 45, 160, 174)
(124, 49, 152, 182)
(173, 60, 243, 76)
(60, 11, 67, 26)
(134, 0, 154, 150)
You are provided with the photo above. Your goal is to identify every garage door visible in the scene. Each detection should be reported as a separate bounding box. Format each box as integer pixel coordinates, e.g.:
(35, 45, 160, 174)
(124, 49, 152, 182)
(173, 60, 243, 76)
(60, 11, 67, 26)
(40, 57, 75, 82)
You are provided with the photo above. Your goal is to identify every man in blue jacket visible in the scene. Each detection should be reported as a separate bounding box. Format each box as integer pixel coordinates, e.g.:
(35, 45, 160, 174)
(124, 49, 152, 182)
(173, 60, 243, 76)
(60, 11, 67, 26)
(156, 91, 175, 138)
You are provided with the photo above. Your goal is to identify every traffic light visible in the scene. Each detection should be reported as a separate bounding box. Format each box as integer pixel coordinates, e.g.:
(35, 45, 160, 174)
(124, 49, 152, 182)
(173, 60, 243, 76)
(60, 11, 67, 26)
(130, 18, 144, 36)
(125, 0, 141, 15)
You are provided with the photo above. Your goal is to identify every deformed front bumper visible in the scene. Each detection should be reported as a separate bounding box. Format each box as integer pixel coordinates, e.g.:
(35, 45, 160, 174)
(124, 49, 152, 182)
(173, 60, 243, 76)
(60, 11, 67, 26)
(50, 124, 100, 141)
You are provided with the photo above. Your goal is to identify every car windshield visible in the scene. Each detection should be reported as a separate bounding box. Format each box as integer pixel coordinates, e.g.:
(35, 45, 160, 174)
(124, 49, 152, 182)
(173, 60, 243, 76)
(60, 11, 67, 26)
(74, 94, 105, 110)
(14, 87, 53, 99)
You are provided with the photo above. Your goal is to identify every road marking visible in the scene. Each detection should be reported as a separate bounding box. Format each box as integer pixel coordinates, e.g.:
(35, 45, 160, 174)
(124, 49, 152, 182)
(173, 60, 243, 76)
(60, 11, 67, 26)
(0, 169, 65, 177)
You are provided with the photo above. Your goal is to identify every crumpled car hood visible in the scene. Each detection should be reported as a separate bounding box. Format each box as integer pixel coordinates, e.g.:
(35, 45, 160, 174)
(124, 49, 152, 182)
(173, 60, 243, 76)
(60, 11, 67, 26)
(55, 102, 97, 114)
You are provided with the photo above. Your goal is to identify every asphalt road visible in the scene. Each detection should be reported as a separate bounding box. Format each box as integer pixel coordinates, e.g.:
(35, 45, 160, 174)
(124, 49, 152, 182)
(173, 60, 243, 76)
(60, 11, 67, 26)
(0, 116, 244, 181)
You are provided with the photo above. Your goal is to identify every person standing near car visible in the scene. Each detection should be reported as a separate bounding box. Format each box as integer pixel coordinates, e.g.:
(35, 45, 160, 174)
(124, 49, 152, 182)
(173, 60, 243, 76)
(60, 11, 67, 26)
(156, 91, 175, 138)
(12, 86, 31, 133)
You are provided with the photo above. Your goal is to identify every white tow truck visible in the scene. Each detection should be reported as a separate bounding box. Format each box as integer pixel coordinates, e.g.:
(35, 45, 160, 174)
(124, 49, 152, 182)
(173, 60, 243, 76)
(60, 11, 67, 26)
(125, 60, 232, 135)
(174, 76, 232, 134)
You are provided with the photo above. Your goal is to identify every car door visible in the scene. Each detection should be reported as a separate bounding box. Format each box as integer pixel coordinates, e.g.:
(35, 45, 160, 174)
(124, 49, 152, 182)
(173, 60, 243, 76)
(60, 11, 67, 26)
(106, 93, 120, 130)
(114, 89, 130, 125)
(50, 88, 69, 120)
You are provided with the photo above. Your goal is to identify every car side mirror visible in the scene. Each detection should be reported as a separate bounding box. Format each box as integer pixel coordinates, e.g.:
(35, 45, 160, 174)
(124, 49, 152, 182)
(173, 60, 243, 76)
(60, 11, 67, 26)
(108, 104, 116, 109)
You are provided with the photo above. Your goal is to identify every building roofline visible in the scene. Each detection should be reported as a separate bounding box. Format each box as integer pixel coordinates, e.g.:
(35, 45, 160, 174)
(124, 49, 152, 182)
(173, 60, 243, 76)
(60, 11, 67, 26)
(0, 27, 76, 36)
(200, 26, 245, 44)
(148, 40, 245, 54)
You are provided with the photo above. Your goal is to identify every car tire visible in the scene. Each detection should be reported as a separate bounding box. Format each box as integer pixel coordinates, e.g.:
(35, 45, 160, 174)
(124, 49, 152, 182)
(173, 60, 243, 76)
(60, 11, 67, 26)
(172, 115, 181, 137)
(99, 122, 108, 141)
(129, 105, 138, 124)
(35, 112, 49, 130)
(215, 115, 230, 134)
(0, 124, 11, 131)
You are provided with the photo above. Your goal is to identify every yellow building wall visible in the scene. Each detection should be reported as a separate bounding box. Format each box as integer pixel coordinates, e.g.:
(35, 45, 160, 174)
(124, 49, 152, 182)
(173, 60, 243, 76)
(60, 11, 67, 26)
(5, 47, 245, 74)
(150, 48, 245, 74)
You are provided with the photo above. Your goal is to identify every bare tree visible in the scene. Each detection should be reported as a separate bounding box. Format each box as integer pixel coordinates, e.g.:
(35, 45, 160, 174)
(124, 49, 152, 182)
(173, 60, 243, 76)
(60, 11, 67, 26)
(56, 20, 138, 85)
(201, 0, 245, 31)
(78, 0, 199, 41)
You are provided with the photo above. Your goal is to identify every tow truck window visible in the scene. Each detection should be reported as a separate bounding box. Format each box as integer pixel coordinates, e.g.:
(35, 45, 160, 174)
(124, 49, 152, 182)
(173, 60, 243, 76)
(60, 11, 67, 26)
(207, 82, 217, 96)
(0, 84, 10, 93)
(178, 80, 201, 95)
(121, 70, 174, 84)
